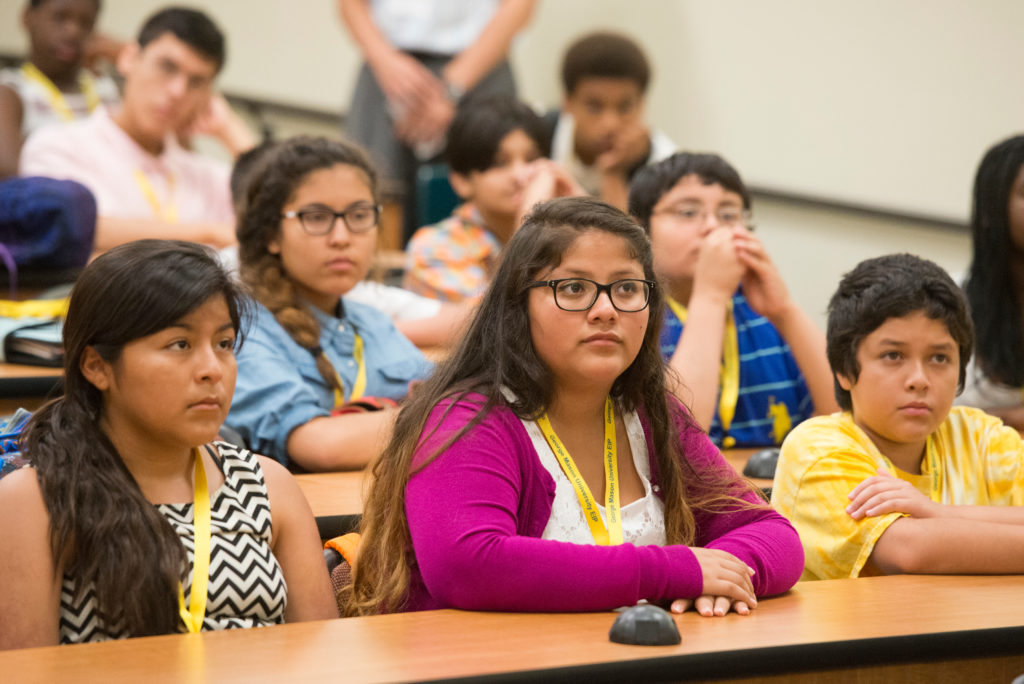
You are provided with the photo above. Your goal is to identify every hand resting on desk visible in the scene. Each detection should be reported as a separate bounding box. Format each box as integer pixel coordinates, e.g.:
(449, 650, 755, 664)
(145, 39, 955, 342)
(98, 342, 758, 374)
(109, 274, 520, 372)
(670, 547, 756, 617)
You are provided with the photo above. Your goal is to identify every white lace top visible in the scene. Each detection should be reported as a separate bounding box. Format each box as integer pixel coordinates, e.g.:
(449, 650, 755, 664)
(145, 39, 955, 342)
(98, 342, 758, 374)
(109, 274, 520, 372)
(520, 409, 667, 546)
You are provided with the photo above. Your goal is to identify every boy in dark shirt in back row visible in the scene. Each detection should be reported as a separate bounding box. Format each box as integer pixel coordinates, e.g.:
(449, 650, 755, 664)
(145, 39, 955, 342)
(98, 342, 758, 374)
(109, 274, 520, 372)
(545, 31, 676, 211)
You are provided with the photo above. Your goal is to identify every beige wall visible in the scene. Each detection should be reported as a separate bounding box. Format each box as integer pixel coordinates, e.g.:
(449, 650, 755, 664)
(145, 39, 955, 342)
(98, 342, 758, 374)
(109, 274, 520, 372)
(0, 0, 989, 324)
(514, 1, 1024, 224)
(753, 197, 970, 329)
(3, 1, 1017, 219)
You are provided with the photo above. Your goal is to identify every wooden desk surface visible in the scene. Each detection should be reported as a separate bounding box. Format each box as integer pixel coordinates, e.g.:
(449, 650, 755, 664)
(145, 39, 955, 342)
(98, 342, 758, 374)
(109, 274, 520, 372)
(0, 362, 63, 413)
(0, 363, 62, 380)
(4, 575, 1023, 683)
(294, 471, 367, 520)
(295, 449, 770, 521)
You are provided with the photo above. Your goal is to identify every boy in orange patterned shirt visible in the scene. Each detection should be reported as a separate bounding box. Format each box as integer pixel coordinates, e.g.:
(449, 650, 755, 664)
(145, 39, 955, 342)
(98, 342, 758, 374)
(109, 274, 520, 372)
(404, 96, 581, 302)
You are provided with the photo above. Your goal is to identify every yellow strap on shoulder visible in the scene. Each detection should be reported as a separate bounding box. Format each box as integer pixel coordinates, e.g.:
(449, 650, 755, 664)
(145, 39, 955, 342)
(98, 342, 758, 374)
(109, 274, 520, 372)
(666, 296, 740, 447)
(177, 448, 211, 634)
(21, 62, 99, 121)
(719, 302, 739, 447)
(133, 170, 179, 223)
(332, 331, 367, 407)
(537, 397, 621, 545)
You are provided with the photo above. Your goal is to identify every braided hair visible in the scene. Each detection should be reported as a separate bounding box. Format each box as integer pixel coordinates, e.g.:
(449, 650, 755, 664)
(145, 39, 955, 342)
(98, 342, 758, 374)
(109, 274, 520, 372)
(236, 136, 378, 396)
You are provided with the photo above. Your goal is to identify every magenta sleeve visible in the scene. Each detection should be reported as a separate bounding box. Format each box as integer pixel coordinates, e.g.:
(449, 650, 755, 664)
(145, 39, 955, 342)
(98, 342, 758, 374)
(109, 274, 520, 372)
(405, 400, 707, 611)
(675, 414, 805, 596)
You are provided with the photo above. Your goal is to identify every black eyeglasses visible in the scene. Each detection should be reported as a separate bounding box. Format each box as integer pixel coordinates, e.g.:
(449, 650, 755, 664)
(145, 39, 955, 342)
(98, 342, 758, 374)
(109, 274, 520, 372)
(282, 203, 381, 235)
(529, 278, 656, 312)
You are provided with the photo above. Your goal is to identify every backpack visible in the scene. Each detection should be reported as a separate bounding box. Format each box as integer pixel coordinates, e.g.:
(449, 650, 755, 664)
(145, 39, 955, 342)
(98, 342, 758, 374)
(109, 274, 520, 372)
(0, 177, 96, 291)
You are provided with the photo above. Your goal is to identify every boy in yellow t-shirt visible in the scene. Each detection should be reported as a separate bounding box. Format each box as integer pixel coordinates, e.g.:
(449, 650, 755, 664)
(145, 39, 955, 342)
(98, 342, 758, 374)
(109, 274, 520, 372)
(772, 253, 1024, 581)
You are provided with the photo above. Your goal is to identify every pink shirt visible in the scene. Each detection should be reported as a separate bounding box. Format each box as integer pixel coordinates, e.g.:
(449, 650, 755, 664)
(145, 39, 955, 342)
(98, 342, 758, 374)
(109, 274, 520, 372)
(19, 106, 232, 225)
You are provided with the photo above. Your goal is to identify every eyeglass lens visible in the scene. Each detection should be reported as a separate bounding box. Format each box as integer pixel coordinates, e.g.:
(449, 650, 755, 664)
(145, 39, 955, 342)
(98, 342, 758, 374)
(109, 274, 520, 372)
(674, 207, 746, 225)
(554, 279, 650, 311)
(299, 204, 378, 234)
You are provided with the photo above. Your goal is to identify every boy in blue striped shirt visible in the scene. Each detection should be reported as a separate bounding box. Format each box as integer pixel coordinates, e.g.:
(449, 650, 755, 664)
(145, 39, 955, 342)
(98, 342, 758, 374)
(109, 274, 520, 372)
(629, 152, 836, 447)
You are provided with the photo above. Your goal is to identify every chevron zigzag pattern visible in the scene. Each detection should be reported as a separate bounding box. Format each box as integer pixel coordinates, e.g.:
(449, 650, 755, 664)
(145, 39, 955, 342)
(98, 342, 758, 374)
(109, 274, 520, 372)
(59, 442, 288, 643)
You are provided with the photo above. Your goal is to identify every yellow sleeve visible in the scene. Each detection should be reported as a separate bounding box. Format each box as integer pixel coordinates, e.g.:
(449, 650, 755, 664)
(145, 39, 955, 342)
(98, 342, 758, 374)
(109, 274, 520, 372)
(773, 417, 903, 581)
(972, 408, 1024, 505)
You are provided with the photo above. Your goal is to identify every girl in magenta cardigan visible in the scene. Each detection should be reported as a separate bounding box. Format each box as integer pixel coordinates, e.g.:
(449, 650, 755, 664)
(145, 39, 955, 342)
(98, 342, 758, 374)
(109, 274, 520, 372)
(348, 197, 803, 617)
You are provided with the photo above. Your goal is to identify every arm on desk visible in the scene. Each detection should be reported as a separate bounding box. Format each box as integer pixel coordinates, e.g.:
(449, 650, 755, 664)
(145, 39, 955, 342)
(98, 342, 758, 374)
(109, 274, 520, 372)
(0, 469, 61, 649)
(287, 409, 397, 472)
(96, 216, 236, 253)
(231, 328, 404, 471)
(680, 416, 804, 597)
(260, 457, 338, 620)
(762, 303, 837, 415)
(849, 468, 1024, 525)
(871, 516, 1024, 575)
(393, 301, 473, 349)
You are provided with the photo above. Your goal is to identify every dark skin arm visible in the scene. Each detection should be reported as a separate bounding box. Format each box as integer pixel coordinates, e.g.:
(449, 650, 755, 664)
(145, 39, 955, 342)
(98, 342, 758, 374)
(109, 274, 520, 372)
(0, 85, 24, 179)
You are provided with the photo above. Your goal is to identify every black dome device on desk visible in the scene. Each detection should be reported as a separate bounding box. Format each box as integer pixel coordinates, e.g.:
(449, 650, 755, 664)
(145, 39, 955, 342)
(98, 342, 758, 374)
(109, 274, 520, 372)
(609, 604, 681, 646)
(743, 447, 780, 480)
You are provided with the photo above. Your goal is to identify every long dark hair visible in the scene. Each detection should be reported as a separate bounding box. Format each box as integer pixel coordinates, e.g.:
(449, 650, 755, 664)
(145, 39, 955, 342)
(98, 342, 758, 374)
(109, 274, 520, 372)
(236, 136, 378, 399)
(963, 134, 1024, 386)
(22, 239, 248, 636)
(349, 197, 751, 616)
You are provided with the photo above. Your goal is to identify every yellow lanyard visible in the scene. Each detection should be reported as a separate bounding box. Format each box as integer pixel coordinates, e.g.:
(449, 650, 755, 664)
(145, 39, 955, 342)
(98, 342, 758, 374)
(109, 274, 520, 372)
(536, 397, 622, 546)
(924, 438, 942, 502)
(177, 448, 211, 634)
(21, 62, 100, 122)
(332, 331, 367, 407)
(667, 297, 740, 447)
(133, 170, 179, 223)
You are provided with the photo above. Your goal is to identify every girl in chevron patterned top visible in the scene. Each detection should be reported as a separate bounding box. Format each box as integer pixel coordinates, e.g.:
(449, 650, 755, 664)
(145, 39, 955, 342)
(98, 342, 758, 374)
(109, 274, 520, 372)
(0, 240, 335, 648)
